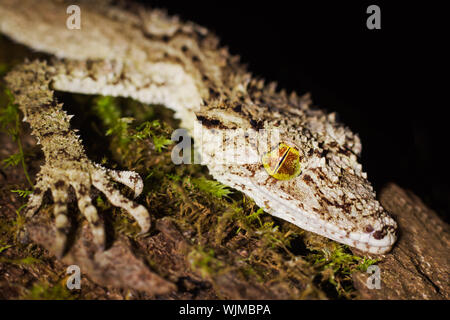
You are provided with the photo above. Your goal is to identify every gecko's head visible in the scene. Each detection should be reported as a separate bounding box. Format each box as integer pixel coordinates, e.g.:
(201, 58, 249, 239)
(259, 138, 398, 254)
(200, 113, 398, 254)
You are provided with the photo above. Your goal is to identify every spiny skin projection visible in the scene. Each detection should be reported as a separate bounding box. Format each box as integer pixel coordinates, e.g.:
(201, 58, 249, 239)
(0, 0, 397, 254)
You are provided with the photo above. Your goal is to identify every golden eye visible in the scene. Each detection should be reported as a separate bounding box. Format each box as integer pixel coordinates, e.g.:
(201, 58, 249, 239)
(262, 143, 301, 180)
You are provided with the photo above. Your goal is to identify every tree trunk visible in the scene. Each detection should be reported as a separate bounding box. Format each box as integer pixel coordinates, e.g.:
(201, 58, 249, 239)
(352, 183, 449, 299)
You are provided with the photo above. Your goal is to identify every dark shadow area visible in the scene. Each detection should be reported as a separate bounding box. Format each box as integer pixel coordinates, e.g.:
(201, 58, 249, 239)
(54, 92, 113, 165)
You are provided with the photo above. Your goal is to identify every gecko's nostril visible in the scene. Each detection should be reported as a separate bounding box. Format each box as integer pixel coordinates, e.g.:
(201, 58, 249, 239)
(373, 230, 385, 240)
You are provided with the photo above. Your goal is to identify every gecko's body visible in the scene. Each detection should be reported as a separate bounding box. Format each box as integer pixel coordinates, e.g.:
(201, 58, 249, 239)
(0, 0, 397, 254)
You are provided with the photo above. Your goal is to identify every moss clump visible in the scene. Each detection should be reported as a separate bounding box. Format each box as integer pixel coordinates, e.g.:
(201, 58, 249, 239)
(0, 63, 8, 76)
(187, 246, 224, 279)
(91, 95, 173, 167)
(22, 281, 77, 300)
(190, 177, 232, 199)
(307, 242, 379, 298)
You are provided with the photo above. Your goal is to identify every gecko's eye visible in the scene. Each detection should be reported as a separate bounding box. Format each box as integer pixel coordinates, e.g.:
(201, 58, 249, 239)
(262, 143, 301, 180)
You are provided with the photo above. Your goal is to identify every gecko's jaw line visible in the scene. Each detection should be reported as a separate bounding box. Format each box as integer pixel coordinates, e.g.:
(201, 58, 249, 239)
(273, 202, 397, 254)
(328, 226, 397, 254)
(213, 170, 397, 254)
(273, 201, 397, 255)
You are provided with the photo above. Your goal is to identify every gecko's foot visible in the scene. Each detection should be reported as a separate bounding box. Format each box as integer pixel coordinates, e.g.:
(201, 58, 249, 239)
(25, 160, 150, 257)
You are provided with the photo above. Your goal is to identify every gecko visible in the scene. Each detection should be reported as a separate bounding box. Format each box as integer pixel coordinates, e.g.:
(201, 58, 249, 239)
(0, 0, 397, 256)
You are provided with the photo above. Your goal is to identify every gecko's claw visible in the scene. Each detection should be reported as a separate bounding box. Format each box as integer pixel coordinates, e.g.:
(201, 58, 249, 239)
(24, 161, 150, 255)
(24, 176, 47, 219)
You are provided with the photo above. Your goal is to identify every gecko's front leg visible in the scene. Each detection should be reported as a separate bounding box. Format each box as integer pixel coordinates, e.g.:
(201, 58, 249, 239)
(5, 60, 150, 256)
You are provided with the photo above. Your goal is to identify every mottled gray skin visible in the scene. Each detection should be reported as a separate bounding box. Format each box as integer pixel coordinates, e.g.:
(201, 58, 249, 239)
(0, 0, 397, 254)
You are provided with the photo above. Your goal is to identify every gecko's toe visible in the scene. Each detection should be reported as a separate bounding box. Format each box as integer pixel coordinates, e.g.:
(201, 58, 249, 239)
(92, 169, 151, 233)
(71, 181, 105, 249)
(24, 179, 46, 219)
(22, 163, 149, 255)
(50, 181, 71, 257)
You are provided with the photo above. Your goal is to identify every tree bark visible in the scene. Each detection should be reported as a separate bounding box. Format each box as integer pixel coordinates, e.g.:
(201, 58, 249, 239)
(352, 183, 449, 299)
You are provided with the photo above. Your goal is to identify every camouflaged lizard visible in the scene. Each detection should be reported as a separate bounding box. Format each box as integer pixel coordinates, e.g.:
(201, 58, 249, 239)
(0, 0, 398, 255)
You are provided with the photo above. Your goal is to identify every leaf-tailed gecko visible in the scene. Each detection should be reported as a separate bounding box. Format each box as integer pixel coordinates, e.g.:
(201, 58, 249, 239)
(0, 0, 397, 255)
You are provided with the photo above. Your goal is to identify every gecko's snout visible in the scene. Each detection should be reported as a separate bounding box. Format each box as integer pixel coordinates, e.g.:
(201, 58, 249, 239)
(350, 215, 398, 254)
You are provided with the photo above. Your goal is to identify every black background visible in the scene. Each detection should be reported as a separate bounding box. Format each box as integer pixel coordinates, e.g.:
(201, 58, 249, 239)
(1, 299, 444, 317)
(139, 1, 447, 221)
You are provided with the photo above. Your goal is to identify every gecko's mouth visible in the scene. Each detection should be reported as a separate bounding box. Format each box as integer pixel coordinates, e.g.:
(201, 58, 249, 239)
(345, 227, 397, 254)
(217, 170, 398, 254)
(255, 183, 398, 254)
(264, 191, 397, 254)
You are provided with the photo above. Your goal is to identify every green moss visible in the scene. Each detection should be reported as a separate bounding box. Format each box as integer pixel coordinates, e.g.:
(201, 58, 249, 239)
(0, 244, 12, 254)
(93, 96, 122, 128)
(134, 120, 173, 152)
(22, 281, 76, 300)
(0, 63, 8, 76)
(307, 243, 379, 298)
(0, 256, 41, 265)
(187, 246, 224, 278)
(190, 177, 232, 199)
(10, 189, 33, 198)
